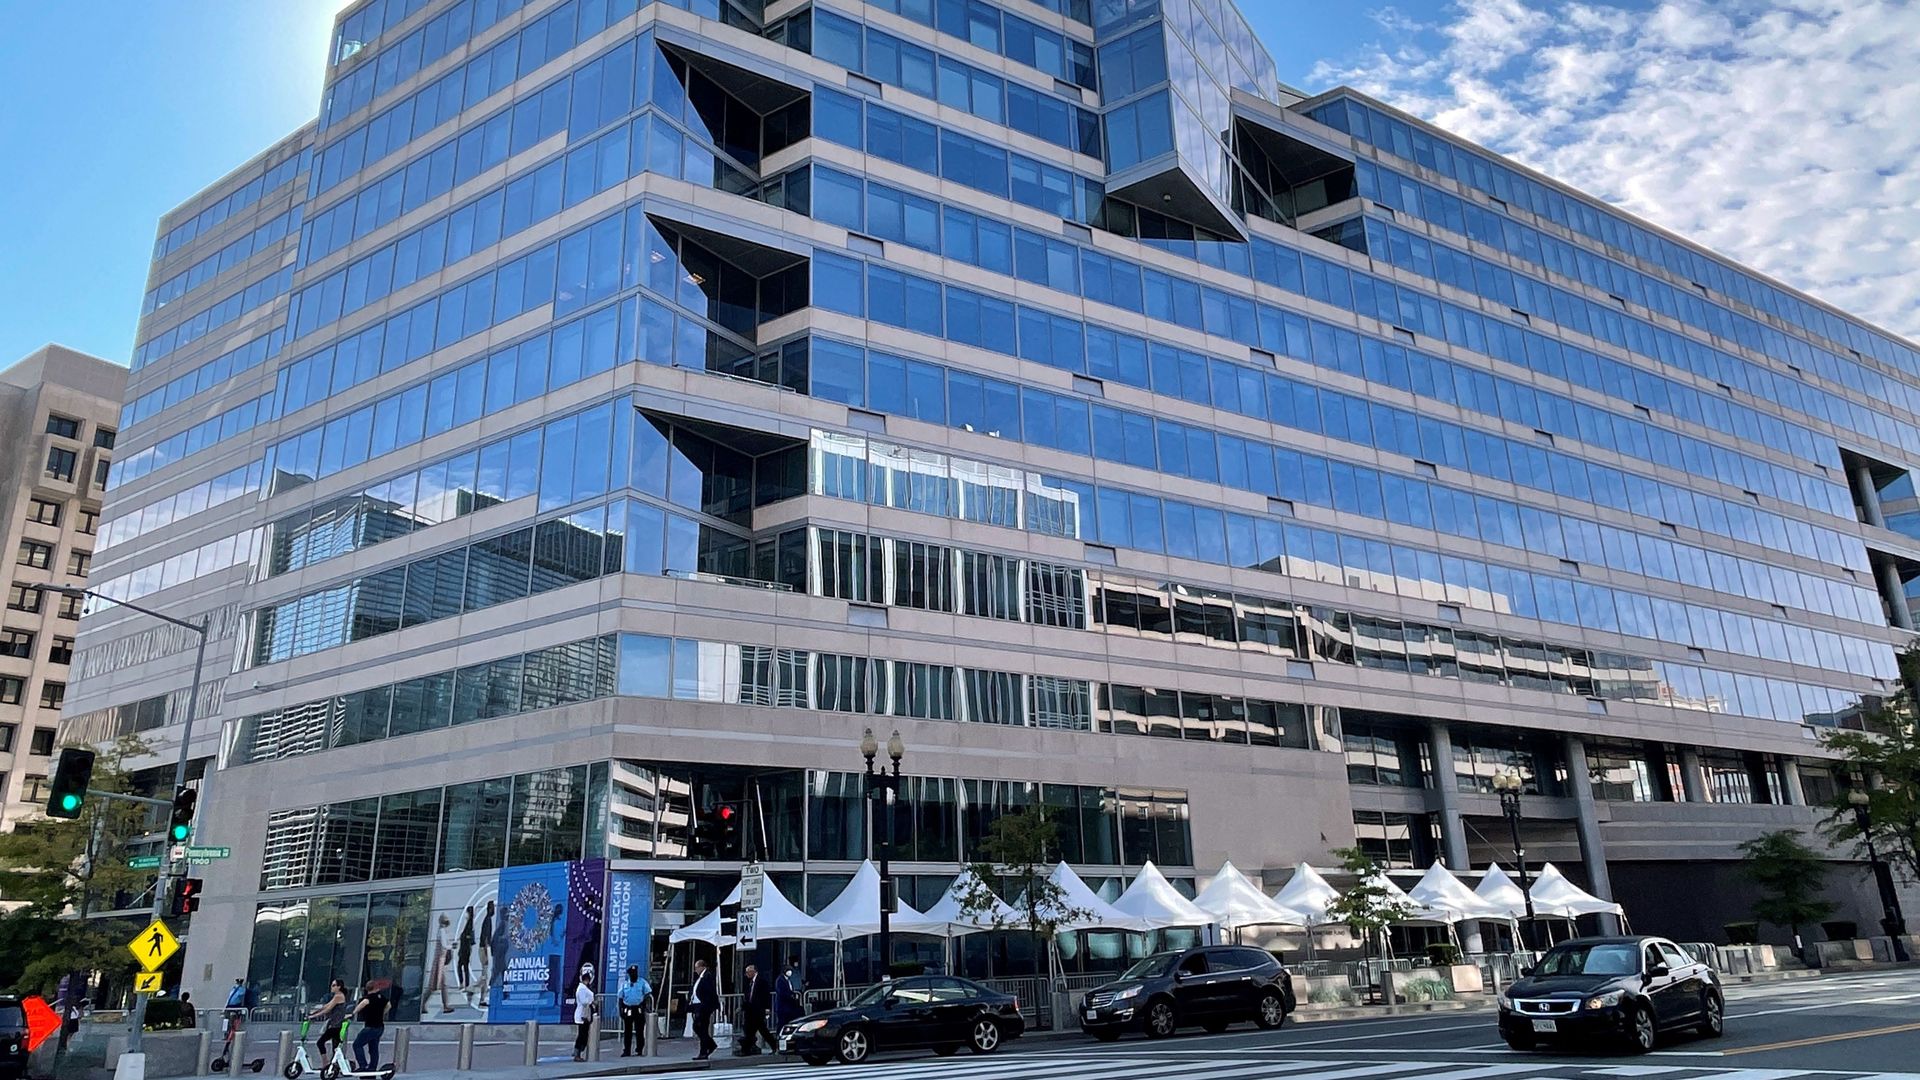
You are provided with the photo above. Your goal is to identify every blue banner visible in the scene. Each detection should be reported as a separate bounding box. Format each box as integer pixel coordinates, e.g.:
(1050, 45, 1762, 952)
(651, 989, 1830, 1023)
(602, 871, 656, 1017)
(487, 862, 571, 1023)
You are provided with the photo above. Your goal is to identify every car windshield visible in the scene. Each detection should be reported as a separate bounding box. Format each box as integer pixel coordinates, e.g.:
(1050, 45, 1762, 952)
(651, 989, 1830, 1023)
(1535, 943, 1640, 976)
(846, 983, 897, 1007)
(1119, 954, 1178, 979)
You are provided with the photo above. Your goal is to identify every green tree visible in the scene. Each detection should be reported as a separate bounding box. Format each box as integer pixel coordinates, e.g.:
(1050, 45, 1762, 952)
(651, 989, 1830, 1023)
(1820, 642, 1920, 882)
(1323, 846, 1416, 958)
(1736, 829, 1835, 957)
(0, 735, 158, 994)
(954, 809, 1089, 978)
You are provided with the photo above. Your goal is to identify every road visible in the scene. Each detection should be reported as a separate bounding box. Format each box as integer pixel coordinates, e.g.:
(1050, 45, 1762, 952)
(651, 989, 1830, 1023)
(658, 968, 1920, 1080)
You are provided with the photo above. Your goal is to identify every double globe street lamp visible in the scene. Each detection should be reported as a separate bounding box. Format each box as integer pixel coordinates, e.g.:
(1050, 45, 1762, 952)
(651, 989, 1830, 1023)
(859, 728, 904, 983)
(1848, 786, 1909, 960)
(1493, 768, 1539, 952)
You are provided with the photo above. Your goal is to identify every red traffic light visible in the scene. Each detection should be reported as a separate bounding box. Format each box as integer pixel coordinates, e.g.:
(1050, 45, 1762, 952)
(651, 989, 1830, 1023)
(717, 804, 735, 820)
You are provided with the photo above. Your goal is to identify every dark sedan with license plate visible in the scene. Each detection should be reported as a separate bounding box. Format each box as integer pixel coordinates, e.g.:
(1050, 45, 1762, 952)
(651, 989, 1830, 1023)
(778, 975, 1025, 1065)
(1499, 935, 1723, 1053)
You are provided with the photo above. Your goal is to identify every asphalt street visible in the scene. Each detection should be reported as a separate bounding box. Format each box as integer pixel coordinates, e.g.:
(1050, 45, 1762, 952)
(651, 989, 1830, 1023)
(652, 968, 1920, 1080)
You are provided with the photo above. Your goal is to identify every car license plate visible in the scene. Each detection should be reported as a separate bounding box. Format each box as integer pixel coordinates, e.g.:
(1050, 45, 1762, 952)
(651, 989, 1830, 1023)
(779, 1037, 790, 1051)
(1531, 1019, 1557, 1033)
(1084, 1008, 1097, 1020)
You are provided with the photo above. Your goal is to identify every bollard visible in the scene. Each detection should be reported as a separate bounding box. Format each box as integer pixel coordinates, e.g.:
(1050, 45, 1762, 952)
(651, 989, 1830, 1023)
(456, 1024, 475, 1071)
(232, 1030, 249, 1071)
(393, 1027, 411, 1072)
(276, 1031, 293, 1075)
(586, 1015, 602, 1062)
(196, 1030, 214, 1075)
(522, 1020, 539, 1067)
(642, 1008, 659, 1057)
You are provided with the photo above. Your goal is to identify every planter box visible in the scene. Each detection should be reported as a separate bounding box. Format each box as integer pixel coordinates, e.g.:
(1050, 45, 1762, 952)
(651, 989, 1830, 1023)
(1446, 963, 1484, 994)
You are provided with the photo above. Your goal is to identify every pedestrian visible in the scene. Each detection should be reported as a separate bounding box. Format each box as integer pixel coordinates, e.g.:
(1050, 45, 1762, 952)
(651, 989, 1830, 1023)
(307, 979, 348, 1066)
(688, 956, 719, 1061)
(428, 913, 454, 1013)
(570, 969, 597, 1061)
(617, 965, 652, 1057)
(456, 907, 476, 1002)
(477, 899, 496, 995)
(738, 963, 773, 1055)
(179, 991, 196, 1030)
(772, 960, 803, 1031)
(350, 983, 387, 1071)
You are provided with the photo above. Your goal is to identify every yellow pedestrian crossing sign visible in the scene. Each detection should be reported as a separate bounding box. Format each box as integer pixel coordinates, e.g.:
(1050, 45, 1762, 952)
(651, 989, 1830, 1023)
(134, 972, 164, 994)
(128, 919, 179, 972)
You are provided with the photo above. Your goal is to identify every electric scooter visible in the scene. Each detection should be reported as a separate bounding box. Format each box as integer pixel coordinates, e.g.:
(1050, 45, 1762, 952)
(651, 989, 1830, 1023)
(282, 1020, 328, 1079)
(317, 1021, 396, 1080)
(211, 1008, 267, 1073)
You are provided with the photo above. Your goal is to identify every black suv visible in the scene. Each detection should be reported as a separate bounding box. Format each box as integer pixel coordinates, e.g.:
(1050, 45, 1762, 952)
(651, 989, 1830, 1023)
(1080, 946, 1293, 1041)
(0, 997, 26, 1080)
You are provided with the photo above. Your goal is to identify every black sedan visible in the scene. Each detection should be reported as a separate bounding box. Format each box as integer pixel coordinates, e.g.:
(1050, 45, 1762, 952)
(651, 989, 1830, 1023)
(778, 975, 1025, 1065)
(0, 998, 24, 1080)
(1499, 935, 1723, 1053)
(1081, 945, 1293, 1040)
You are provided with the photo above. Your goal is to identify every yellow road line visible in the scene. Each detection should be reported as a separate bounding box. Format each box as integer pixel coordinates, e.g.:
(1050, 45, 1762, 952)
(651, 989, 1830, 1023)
(1725, 1019, 1920, 1055)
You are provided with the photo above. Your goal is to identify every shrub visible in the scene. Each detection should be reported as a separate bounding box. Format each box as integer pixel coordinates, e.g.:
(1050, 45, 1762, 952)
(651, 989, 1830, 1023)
(1307, 985, 1356, 1006)
(1401, 977, 1454, 1003)
(1426, 943, 1462, 966)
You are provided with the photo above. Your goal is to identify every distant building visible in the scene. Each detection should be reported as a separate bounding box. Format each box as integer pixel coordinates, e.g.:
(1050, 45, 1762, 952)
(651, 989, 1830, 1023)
(0, 346, 122, 827)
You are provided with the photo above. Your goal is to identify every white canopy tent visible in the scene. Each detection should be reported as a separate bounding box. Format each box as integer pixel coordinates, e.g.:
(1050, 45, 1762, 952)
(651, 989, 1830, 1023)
(1110, 861, 1214, 930)
(1373, 871, 1450, 926)
(1473, 864, 1530, 920)
(1042, 862, 1154, 932)
(1193, 861, 1309, 931)
(919, 866, 1021, 935)
(812, 860, 949, 937)
(1271, 863, 1341, 926)
(1408, 862, 1511, 924)
(1529, 863, 1625, 919)
(669, 876, 836, 946)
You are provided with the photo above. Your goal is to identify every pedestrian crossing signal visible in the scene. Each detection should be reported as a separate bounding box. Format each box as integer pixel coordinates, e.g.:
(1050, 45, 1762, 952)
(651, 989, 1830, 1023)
(168, 877, 203, 917)
(46, 747, 94, 820)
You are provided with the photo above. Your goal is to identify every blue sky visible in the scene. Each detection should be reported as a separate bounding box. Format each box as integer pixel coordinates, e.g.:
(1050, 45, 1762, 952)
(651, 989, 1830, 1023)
(0, 0, 1912, 367)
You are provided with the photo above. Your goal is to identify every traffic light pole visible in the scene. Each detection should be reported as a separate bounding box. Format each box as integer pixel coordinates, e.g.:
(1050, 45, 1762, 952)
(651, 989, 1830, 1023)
(52, 588, 209, 1058)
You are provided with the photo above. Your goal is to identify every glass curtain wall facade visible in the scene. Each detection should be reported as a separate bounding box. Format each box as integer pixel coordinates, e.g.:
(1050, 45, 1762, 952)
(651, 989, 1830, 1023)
(68, 0, 1917, 1004)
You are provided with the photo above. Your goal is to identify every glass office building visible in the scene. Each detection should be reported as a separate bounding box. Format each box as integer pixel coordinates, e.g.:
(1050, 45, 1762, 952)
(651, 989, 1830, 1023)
(69, 0, 1917, 1006)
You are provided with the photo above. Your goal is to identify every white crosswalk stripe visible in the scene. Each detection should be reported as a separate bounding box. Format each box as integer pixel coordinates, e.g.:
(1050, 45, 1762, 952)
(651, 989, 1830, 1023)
(618, 1056, 1920, 1080)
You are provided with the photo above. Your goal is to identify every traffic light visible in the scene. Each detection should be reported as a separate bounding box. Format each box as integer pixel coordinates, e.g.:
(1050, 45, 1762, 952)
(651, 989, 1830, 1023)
(168, 877, 204, 917)
(714, 802, 741, 855)
(168, 786, 197, 843)
(46, 747, 94, 819)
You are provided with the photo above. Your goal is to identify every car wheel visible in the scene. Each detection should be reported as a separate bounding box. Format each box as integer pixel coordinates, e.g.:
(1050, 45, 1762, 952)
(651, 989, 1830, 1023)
(1699, 993, 1724, 1038)
(1091, 1029, 1121, 1042)
(1629, 1005, 1657, 1054)
(836, 1026, 872, 1064)
(935, 1044, 961, 1056)
(1503, 1035, 1536, 1052)
(1255, 990, 1287, 1030)
(1201, 1019, 1229, 1034)
(1144, 999, 1177, 1039)
(968, 1018, 1002, 1054)
(801, 1053, 832, 1066)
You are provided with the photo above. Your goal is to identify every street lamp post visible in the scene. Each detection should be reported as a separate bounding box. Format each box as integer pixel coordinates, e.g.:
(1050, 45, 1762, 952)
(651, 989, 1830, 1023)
(859, 728, 904, 983)
(47, 586, 209, 1054)
(1848, 787, 1909, 961)
(1493, 769, 1537, 952)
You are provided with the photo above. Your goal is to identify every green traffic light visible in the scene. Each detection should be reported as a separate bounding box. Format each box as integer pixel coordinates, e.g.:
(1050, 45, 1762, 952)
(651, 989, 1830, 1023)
(59, 794, 80, 812)
(170, 825, 190, 842)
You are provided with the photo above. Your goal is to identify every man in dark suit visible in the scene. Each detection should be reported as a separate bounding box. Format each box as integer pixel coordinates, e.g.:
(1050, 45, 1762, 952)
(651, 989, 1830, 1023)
(737, 963, 775, 1055)
(688, 957, 719, 1061)
(772, 961, 804, 1032)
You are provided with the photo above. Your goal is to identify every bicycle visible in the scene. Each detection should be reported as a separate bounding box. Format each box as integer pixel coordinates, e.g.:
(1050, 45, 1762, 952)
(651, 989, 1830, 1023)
(210, 1008, 266, 1073)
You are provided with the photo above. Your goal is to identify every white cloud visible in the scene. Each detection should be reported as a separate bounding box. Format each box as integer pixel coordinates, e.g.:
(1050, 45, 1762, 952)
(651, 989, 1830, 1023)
(1307, 0, 1920, 345)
